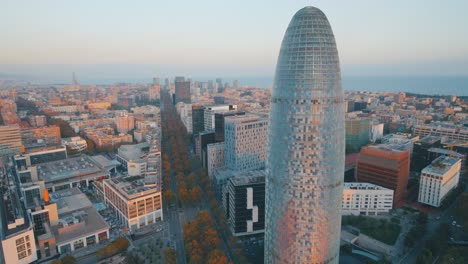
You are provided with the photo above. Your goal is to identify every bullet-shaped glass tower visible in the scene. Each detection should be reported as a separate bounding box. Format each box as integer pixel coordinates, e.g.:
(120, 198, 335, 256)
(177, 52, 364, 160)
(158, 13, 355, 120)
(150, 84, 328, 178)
(265, 6, 345, 264)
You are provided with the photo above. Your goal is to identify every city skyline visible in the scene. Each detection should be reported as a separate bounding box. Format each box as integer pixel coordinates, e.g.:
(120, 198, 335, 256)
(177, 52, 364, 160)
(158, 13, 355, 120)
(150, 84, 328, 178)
(2, 0, 468, 81)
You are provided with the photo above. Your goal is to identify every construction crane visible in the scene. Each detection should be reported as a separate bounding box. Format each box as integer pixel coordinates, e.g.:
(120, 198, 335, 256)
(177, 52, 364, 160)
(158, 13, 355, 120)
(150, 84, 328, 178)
(443, 142, 468, 157)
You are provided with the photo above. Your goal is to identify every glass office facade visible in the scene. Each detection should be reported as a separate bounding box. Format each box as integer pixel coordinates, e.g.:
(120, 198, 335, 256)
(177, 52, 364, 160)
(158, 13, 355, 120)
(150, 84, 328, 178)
(265, 7, 345, 264)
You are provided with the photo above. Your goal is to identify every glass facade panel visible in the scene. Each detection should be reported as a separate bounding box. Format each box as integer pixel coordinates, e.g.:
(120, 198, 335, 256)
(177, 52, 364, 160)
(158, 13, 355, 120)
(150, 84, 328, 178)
(265, 6, 344, 264)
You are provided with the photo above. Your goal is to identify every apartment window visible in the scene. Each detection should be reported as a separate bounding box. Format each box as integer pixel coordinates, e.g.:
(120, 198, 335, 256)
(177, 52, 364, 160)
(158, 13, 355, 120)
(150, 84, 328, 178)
(18, 251, 27, 260)
(16, 237, 24, 246)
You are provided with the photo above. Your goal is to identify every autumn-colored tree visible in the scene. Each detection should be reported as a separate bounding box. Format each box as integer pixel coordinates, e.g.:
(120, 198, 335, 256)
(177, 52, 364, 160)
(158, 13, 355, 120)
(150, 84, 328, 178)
(202, 228, 221, 251)
(163, 161, 171, 172)
(187, 240, 204, 264)
(190, 186, 202, 204)
(178, 185, 190, 205)
(207, 249, 229, 264)
(187, 172, 197, 188)
(164, 189, 176, 205)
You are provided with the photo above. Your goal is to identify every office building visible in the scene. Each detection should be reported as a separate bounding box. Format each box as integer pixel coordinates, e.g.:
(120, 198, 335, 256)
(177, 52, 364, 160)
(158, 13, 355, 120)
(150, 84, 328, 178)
(174, 76, 191, 103)
(265, 7, 345, 263)
(48, 188, 109, 254)
(214, 111, 245, 142)
(175, 102, 193, 134)
(356, 144, 410, 208)
(204, 105, 237, 131)
(370, 122, 384, 143)
(17, 154, 115, 192)
(0, 124, 22, 156)
(413, 123, 468, 142)
(342, 183, 394, 216)
(223, 170, 265, 236)
(418, 156, 461, 207)
(412, 136, 442, 172)
(191, 105, 205, 136)
(198, 131, 216, 167)
(206, 142, 225, 179)
(15, 146, 68, 167)
(381, 133, 419, 156)
(1, 170, 38, 264)
(345, 116, 370, 153)
(116, 142, 150, 176)
(61, 136, 88, 153)
(224, 114, 268, 171)
(427, 148, 466, 176)
(103, 176, 163, 232)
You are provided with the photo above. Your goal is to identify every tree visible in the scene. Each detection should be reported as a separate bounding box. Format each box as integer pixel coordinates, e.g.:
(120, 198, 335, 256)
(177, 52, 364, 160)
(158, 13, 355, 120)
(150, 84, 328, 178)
(187, 240, 204, 264)
(203, 228, 221, 251)
(97, 237, 129, 259)
(178, 185, 190, 205)
(60, 256, 77, 264)
(207, 249, 229, 264)
(164, 248, 177, 264)
(49, 118, 77, 137)
(190, 186, 202, 204)
(164, 189, 176, 205)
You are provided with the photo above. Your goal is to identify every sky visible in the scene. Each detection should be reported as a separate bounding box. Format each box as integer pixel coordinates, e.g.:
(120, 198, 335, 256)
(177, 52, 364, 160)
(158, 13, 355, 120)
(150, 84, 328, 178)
(1, 0, 468, 83)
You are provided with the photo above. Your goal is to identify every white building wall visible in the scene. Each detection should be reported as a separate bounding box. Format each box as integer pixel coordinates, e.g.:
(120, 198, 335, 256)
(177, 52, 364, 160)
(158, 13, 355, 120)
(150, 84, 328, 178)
(203, 105, 232, 131)
(1, 229, 37, 264)
(370, 123, 384, 143)
(342, 183, 394, 216)
(224, 115, 268, 171)
(418, 158, 461, 207)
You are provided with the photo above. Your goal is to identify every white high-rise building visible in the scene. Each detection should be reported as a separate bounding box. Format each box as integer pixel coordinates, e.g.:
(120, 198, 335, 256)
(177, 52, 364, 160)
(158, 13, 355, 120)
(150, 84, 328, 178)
(342, 183, 394, 216)
(418, 156, 461, 207)
(224, 114, 268, 171)
(175, 102, 193, 134)
(204, 105, 237, 131)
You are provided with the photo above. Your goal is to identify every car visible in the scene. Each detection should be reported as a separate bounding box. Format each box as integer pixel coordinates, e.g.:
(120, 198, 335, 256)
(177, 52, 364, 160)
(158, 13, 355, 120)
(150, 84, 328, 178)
(452, 221, 457, 226)
(456, 224, 462, 228)
(436, 216, 441, 220)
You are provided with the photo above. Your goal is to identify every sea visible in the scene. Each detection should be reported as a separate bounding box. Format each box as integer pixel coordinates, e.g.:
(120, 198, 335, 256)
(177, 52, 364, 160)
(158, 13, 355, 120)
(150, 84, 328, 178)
(225, 76, 468, 96)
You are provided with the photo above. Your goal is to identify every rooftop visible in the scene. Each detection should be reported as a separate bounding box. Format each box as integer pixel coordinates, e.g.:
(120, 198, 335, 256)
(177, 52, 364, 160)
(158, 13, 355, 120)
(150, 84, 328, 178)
(1, 171, 31, 238)
(417, 135, 441, 145)
(423, 156, 461, 175)
(53, 206, 109, 245)
(224, 113, 267, 124)
(230, 170, 266, 186)
(344, 182, 392, 191)
(90, 154, 119, 169)
(105, 176, 160, 201)
(117, 142, 150, 162)
(367, 143, 408, 153)
(50, 188, 92, 215)
(37, 155, 108, 184)
(428, 148, 464, 158)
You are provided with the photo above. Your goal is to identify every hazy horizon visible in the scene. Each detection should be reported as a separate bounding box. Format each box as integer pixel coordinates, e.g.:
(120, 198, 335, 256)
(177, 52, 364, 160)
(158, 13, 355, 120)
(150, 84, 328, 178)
(2, 0, 468, 77)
